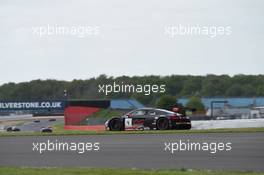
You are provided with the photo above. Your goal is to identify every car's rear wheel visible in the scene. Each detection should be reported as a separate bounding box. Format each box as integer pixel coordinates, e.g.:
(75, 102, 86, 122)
(156, 118, 169, 130)
(109, 118, 123, 131)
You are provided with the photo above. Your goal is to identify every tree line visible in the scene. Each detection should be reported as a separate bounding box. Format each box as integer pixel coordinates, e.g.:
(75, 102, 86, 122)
(0, 74, 263, 105)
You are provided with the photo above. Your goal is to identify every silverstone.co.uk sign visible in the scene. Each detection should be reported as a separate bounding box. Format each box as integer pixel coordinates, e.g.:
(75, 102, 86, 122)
(0, 101, 65, 110)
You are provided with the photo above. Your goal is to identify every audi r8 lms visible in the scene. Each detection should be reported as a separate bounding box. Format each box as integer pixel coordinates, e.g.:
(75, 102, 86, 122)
(40, 127, 53, 133)
(105, 108, 191, 131)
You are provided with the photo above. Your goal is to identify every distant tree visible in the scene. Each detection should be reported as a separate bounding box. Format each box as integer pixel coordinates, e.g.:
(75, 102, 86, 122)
(186, 96, 205, 112)
(241, 84, 256, 97)
(201, 75, 230, 97)
(132, 93, 156, 106)
(257, 85, 264, 96)
(156, 95, 177, 110)
(180, 77, 202, 97)
(163, 75, 185, 96)
(226, 84, 243, 97)
(0, 74, 263, 102)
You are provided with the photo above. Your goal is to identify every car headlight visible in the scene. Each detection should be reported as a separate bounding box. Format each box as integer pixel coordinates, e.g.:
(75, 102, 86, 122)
(105, 120, 109, 126)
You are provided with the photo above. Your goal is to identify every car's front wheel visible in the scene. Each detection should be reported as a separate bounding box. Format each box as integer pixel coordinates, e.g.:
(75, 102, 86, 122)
(109, 118, 124, 131)
(156, 117, 169, 130)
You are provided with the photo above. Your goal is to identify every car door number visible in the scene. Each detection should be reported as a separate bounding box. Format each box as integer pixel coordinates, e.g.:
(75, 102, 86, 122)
(125, 118, 132, 128)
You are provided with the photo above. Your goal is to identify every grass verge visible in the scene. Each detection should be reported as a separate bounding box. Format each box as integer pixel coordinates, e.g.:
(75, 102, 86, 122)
(0, 167, 263, 175)
(0, 124, 263, 137)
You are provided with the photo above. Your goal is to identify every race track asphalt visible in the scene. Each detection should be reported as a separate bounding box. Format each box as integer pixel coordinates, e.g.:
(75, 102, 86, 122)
(0, 132, 263, 171)
(18, 118, 63, 132)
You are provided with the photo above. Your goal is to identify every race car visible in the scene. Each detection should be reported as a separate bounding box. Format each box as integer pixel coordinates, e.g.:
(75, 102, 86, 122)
(105, 108, 191, 131)
(6, 126, 21, 132)
(40, 127, 53, 133)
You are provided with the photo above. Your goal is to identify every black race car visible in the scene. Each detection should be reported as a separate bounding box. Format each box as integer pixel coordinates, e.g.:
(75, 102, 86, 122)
(6, 126, 21, 132)
(40, 127, 53, 133)
(105, 108, 191, 131)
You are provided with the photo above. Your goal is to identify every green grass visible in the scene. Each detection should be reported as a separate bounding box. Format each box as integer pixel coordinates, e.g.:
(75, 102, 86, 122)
(52, 124, 264, 136)
(80, 109, 123, 125)
(0, 124, 264, 137)
(0, 167, 263, 175)
(88, 109, 123, 119)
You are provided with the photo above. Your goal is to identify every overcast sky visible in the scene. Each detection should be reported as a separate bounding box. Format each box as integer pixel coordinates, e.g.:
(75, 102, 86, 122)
(0, 0, 263, 84)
